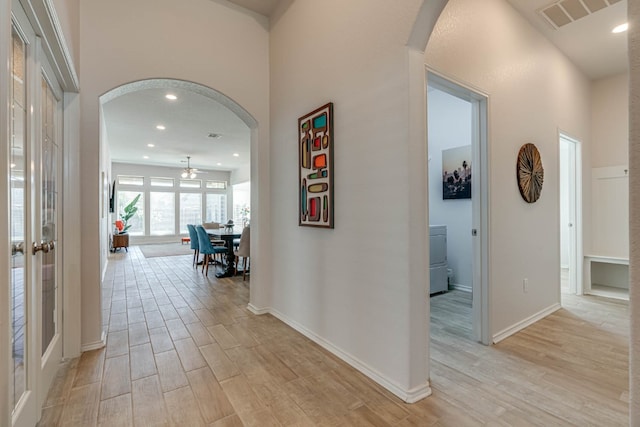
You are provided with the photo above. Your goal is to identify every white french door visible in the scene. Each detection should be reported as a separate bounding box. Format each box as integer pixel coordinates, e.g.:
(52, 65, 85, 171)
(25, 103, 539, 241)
(9, 1, 63, 425)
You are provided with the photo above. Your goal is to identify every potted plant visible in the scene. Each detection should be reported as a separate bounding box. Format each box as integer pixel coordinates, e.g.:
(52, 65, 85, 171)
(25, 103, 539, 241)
(118, 194, 141, 234)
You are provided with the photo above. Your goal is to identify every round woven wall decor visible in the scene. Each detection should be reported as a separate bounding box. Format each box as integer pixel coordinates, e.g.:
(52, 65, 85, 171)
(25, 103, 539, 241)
(516, 143, 544, 203)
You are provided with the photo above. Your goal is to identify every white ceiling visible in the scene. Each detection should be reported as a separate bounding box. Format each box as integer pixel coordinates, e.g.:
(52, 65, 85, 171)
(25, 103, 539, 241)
(225, 0, 282, 17)
(103, 87, 250, 172)
(106, 0, 627, 171)
(506, 0, 628, 79)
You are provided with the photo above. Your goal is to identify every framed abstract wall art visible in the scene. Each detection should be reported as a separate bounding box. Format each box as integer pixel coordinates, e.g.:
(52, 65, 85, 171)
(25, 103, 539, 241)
(299, 102, 334, 228)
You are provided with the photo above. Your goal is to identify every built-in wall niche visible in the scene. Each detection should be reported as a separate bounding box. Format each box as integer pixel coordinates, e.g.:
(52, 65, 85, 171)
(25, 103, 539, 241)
(586, 165, 629, 299)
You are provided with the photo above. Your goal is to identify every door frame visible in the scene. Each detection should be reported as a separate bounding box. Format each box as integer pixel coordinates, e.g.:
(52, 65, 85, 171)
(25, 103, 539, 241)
(558, 131, 583, 296)
(426, 69, 491, 345)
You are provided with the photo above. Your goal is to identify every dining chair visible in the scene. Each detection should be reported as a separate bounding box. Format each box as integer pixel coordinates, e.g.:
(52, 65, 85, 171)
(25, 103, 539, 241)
(196, 225, 227, 275)
(202, 221, 226, 250)
(234, 226, 250, 281)
(186, 224, 200, 267)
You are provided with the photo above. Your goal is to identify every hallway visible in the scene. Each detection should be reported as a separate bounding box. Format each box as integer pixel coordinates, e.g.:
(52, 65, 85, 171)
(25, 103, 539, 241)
(37, 248, 628, 426)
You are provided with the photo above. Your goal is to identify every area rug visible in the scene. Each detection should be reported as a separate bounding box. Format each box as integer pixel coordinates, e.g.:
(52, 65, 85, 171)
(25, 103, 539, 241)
(138, 242, 193, 258)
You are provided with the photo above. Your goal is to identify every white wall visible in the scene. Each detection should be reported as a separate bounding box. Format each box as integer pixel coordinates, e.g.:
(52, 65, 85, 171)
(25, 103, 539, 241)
(590, 73, 629, 259)
(230, 162, 250, 185)
(427, 87, 473, 289)
(592, 72, 629, 168)
(269, 0, 429, 400)
(52, 0, 79, 67)
(79, 0, 270, 348)
(426, 0, 592, 338)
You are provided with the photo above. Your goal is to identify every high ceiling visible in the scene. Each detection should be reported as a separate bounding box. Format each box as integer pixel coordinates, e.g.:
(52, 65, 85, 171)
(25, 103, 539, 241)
(506, 0, 628, 80)
(103, 87, 250, 172)
(106, 0, 627, 172)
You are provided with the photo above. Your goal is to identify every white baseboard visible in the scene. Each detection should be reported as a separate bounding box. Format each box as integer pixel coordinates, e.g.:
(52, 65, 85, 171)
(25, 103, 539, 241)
(247, 303, 269, 315)
(451, 283, 471, 292)
(102, 258, 108, 282)
(81, 331, 106, 352)
(492, 303, 561, 344)
(266, 307, 431, 403)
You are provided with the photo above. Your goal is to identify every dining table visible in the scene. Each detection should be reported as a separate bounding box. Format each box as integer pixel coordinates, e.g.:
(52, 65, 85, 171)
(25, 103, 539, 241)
(206, 227, 242, 278)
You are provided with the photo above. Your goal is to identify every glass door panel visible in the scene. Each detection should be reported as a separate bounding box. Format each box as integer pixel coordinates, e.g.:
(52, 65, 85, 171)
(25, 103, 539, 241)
(41, 76, 59, 355)
(10, 25, 28, 414)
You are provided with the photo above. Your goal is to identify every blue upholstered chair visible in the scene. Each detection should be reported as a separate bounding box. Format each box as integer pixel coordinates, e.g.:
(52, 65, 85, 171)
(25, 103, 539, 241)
(187, 224, 200, 267)
(195, 225, 227, 275)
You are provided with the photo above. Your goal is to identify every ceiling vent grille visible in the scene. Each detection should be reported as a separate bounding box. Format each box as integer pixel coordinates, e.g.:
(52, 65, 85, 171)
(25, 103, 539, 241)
(540, 0, 620, 29)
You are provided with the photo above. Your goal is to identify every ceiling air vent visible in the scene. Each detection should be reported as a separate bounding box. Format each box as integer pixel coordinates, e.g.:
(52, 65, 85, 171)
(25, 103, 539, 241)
(540, 0, 620, 29)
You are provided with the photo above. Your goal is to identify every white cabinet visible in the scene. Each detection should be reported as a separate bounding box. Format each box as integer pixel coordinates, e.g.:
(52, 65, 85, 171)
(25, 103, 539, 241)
(430, 225, 448, 294)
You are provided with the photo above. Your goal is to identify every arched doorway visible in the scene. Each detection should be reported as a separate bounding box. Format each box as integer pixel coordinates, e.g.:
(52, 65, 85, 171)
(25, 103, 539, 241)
(98, 78, 260, 325)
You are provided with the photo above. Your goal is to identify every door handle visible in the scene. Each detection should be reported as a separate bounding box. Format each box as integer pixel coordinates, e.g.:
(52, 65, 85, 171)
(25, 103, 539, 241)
(32, 241, 51, 255)
(11, 242, 24, 256)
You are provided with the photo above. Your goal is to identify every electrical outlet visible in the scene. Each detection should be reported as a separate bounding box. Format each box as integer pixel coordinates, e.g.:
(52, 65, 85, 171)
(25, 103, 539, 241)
(523, 278, 528, 293)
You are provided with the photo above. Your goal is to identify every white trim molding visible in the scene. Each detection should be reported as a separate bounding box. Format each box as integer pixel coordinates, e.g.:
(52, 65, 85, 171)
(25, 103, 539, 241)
(81, 331, 106, 352)
(261, 307, 432, 403)
(19, 0, 79, 91)
(493, 303, 561, 344)
(246, 303, 269, 315)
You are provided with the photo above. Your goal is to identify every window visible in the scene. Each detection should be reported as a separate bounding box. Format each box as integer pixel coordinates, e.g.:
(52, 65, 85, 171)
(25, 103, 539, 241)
(117, 191, 144, 235)
(206, 194, 227, 223)
(150, 177, 174, 187)
(206, 180, 227, 189)
(180, 179, 201, 189)
(179, 193, 202, 233)
(118, 175, 144, 186)
(232, 182, 250, 226)
(150, 192, 175, 235)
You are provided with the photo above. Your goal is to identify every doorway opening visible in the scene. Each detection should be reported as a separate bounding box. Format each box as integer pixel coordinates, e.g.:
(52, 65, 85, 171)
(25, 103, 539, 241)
(427, 71, 490, 346)
(559, 133, 582, 298)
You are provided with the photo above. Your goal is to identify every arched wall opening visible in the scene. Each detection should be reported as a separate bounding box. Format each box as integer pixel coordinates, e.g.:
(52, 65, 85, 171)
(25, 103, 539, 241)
(95, 77, 264, 338)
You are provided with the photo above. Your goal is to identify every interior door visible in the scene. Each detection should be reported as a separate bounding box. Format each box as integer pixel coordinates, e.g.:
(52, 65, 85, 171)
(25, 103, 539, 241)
(560, 135, 578, 295)
(9, 1, 64, 424)
(37, 58, 63, 409)
(10, 6, 38, 426)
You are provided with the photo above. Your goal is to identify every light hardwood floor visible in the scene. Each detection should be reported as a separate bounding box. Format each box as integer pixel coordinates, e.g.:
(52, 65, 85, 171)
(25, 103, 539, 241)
(37, 248, 629, 426)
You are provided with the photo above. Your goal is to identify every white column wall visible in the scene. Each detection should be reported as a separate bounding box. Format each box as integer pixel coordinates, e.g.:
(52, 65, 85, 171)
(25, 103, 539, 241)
(425, 0, 592, 339)
(269, 0, 430, 400)
(79, 0, 270, 348)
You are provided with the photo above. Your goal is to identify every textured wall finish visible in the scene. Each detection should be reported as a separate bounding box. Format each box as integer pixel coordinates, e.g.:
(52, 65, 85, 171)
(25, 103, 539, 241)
(629, 0, 640, 423)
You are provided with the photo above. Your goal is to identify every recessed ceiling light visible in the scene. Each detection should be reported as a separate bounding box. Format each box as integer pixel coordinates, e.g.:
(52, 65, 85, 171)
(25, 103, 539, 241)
(143, 155, 149, 159)
(156, 125, 166, 130)
(147, 143, 155, 148)
(612, 23, 628, 33)
(165, 94, 177, 100)
(233, 153, 239, 157)
(216, 162, 222, 166)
